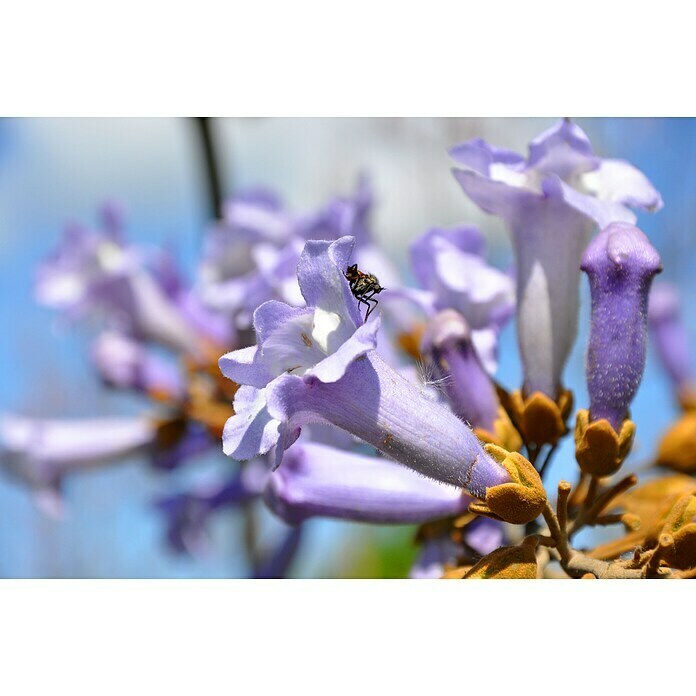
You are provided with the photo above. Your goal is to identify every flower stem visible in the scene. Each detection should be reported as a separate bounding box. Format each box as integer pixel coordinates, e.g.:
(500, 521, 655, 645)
(194, 117, 225, 220)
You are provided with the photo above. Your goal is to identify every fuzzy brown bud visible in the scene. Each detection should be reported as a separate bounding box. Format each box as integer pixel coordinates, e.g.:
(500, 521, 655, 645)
(574, 409, 635, 477)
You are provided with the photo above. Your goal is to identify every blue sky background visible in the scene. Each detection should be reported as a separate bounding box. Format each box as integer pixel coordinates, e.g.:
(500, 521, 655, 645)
(0, 117, 693, 577)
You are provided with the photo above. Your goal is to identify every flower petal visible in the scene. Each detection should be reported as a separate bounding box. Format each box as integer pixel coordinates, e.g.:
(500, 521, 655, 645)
(307, 315, 381, 383)
(222, 386, 281, 460)
(219, 346, 273, 389)
(296, 236, 361, 327)
(582, 158, 664, 212)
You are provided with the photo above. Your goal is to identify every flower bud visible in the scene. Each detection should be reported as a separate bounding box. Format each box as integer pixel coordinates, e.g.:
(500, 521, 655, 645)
(464, 537, 538, 579)
(473, 444, 547, 525)
(420, 310, 500, 433)
(581, 222, 662, 432)
(574, 409, 635, 477)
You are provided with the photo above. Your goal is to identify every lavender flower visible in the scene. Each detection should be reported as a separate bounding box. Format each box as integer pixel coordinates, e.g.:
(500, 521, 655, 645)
(220, 236, 510, 496)
(407, 226, 515, 372)
(452, 119, 662, 398)
(264, 442, 472, 524)
(649, 282, 693, 397)
(0, 415, 155, 515)
(581, 222, 662, 430)
(36, 209, 202, 355)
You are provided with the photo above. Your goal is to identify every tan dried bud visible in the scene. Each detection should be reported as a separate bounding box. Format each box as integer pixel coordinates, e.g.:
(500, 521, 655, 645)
(657, 412, 696, 474)
(474, 406, 523, 453)
(574, 409, 636, 477)
(499, 388, 573, 448)
(659, 494, 696, 570)
(464, 538, 538, 579)
(481, 444, 547, 525)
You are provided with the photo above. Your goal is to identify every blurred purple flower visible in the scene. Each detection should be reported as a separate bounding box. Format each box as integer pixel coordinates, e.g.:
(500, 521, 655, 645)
(264, 442, 472, 524)
(220, 236, 509, 495)
(582, 222, 662, 430)
(409, 226, 515, 330)
(649, 282, 693, 395)
(452, 119, 662, 398)
(0, 415, 155, 516)
(36, 207, 202, 355)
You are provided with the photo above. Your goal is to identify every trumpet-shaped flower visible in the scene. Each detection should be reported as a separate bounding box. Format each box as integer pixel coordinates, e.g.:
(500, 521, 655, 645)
(220, 236, 509, 495)
(0, 414, 155, 515)
(582, 222, 662, 430)
(408, 226, 515, 372)
(36, 208, 202, 355)
(452, 119, 662, 398)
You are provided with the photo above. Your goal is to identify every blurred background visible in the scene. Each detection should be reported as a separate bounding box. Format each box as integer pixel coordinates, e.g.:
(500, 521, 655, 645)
(0, 117, 692, 577)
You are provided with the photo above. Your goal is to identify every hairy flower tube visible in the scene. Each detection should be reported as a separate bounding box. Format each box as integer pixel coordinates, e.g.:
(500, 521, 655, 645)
(264, 442, 473, 524)
(451, 119, 662, 399)
(220, 236, 513, 498)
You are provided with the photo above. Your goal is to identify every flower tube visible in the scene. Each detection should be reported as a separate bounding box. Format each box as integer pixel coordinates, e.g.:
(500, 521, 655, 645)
(264, 442, 473, 524)
(0, 415, 155, 514)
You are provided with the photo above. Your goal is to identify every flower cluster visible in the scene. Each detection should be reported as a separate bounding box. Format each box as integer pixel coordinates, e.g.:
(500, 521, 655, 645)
(7, 119, 696, 579)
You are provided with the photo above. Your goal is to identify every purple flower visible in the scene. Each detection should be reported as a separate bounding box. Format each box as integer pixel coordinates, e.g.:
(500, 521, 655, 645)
(581, 222, 662, 430)
(410, 226, 515, 330)
(220, 236, 509, 496)
(264, 442, 472, 524)
(91, 331, 185, 399)
(298, 174, 374, 245)
(649, 282, 693, 395)
(420, 309, 500, 432)
(0, 415, 155, 516)
(36, 208, 202, 355)
(452, 119, 662, 398)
